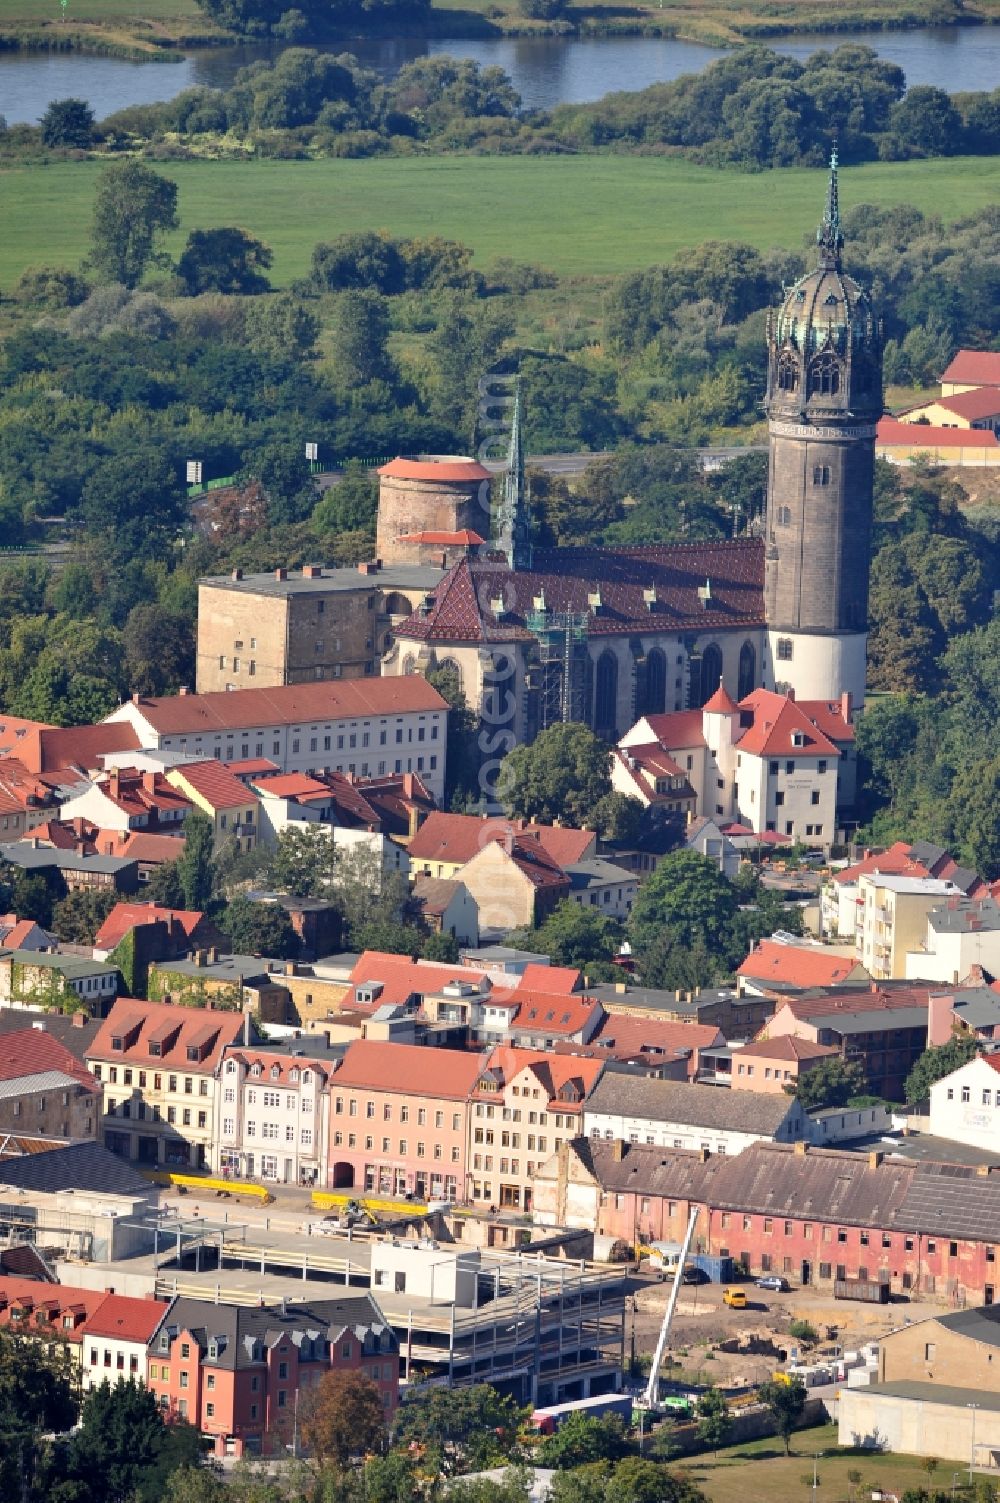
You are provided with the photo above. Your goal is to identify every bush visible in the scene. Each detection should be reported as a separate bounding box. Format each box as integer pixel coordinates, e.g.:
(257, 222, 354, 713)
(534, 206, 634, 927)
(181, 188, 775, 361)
(12, 265, 89, 309)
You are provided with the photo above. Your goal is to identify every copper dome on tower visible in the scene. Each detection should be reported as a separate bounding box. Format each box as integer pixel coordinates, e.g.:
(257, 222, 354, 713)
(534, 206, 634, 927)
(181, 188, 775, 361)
(767, 152, 882, 417)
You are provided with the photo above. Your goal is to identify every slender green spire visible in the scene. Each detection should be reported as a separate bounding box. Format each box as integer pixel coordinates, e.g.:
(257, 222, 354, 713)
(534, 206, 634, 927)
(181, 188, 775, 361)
(817, 145, 844, 268)
(499, 378, 531, 570)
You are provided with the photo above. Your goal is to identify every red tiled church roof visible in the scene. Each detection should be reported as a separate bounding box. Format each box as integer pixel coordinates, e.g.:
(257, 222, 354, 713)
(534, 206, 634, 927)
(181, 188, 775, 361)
(396, 540, 765, 644)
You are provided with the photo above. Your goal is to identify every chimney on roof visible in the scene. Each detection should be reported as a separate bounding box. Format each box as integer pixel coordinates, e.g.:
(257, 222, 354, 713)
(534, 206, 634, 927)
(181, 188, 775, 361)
(72, 1010, 87, 1028)
(698, 1147, 710, 1163)
(840, 690, 853, 724)
(179, 686, 190, 696)
(303, 566, 322, 579)
(208, 947, 218, 963)
(787, 687, 795, 701)
(275, 568, 287, 581)
(195, 950, 206, 967)
(868, 1151, 883, 1169)
(612, 1138, 626, 1162)
(794, 1141, 808, 1156)
(142, 772, 157, 795)
(131, 693, 141, 706)
(109, 769, 121, 799)
(285, 961, 297, 977)
(232, 568, 243, 582)
(977, 1164, 993, 1178)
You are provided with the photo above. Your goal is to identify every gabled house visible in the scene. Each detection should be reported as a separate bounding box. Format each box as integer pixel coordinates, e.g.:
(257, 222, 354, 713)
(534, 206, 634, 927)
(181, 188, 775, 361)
(165, 762, 260, 852)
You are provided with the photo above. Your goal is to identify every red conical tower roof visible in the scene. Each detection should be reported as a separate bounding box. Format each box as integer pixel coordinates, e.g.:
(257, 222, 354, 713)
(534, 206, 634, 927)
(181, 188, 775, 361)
(702, 681, 739, 714)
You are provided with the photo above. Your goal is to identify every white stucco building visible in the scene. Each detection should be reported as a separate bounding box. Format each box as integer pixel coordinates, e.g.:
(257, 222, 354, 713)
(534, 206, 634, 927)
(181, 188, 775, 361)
(856, 873, 960, 980)
(217, 1046, 334, 1185)
(905, 897, 1000, 986)
(583, 1071, 807, 1158)
(928, 1054, 1000, 1151)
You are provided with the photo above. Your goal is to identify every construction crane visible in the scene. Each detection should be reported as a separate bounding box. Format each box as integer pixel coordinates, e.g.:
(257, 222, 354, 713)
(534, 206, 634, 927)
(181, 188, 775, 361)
(641, 1205, 700, 1412)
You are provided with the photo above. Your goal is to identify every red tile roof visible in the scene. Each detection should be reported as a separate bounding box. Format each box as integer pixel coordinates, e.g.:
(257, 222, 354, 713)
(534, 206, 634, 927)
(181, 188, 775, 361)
(81, 1293, 165, 1343)
(1, 919, 43, 949)
(379, 457, 490, 483)
(226, 758, 281, 777)
(169, 761, 256, 811)
(113, 679, 448, 736)
(703, 683, 739, 714)
(0, 1029, 99, 1090)
(97, 769, 192, 820)
(833, 842, 931, 887)
(21, 724, 141, 776)
(407, 811, 594, 868)
(515, 963, 581, 994)
(738, 1036, 839, 1063)
(940, 350, 1000, 388)
(590, 1013, 724, 1073)
(478, 1044, 604, 1105)
(94, 902, 207, 953)
(0, 1277, 105, 1339)
(877, 417, 999, 450)
(223, 1047, 335, 1083)
(616, 744, 689, 781)
(0, 716, 53, 758)
(734, 689, 840, 759)
(636, 710, 707, 749)
(510, 991, 603, 1036)
(104, 831, 187, 864)
(252, 773, 333, 802)
(349, 952, 488, 1008)
(89, 999, 245, 1072)
(396, 540, 765, 645)
(775, 983, 933, 1023)
(738, 939, 865, 988)
(797, 699, 855, 744)
(506, 838, 573, 892)
(332, 1039, 482, 1098)
(922, 388, 1000, 421)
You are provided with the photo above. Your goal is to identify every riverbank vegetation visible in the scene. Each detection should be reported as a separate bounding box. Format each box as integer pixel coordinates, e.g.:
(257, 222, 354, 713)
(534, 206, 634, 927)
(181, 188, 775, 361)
(3, 0, 999, 57)
(5, 45, 1000, 170)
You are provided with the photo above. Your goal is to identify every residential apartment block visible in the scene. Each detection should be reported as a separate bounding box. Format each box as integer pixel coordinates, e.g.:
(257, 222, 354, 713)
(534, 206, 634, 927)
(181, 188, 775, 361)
(856, 873, 961, 979)
(146, 1293, 398, 1458)
(217, 1046, 335, 1186)
(0, 1027, 101, 1140)
(87, 999, 247, 1168)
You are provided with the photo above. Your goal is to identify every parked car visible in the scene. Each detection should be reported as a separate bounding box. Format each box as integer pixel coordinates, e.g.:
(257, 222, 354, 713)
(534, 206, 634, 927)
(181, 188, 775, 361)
(755, 1275, 790, 1292)
(722, 1287, 747, 1308)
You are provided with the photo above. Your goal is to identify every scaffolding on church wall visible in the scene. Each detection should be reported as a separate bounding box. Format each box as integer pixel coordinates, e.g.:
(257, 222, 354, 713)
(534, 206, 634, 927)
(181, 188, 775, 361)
(527, 610, 590, 729)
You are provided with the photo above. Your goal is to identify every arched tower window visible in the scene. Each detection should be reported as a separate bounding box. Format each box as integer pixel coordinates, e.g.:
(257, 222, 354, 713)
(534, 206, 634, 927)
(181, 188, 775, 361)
(738, 641, 756, 700)
(642, 648, 667, 716)
(807, 352, 841, 398)
(382, 592, 413, 618)
(435, 656, 464, 693)
(401, 654, 416, 676)
(777, 352, 798, 392)
(594, 651, 619, 736)
(694, 643, 723, 708)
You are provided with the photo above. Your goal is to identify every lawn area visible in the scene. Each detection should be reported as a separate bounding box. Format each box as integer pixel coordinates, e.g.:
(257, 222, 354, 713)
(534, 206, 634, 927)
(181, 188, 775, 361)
(687, 1424, 946, 1503)
(2, 0, 201, 19)
(2, 154, 1000, 290)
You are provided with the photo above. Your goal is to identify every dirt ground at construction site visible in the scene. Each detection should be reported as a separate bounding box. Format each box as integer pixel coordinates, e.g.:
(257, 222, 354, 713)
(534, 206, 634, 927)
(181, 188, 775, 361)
(627, 1272, 946, 1386)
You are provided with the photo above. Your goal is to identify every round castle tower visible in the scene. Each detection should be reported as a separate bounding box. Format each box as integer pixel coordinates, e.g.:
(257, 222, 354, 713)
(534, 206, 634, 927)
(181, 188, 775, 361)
(764, 154, 883, 707)
(376, 456, 491, 566)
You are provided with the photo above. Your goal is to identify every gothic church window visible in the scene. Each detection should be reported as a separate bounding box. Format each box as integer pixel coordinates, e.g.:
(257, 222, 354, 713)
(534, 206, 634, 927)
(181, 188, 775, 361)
(776, 639, 794, 662)
(642, 648, 667, 716)
(807, 352, 841, 397)
(594, 651, 619, 735)
(738, 642, 756, 700)
(695, 643, 723, 707)
(777, 353, 798, 392)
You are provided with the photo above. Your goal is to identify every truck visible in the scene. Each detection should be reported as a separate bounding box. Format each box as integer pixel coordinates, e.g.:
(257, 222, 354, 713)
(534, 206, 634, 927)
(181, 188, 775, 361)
(834, 1277, 890, 1304)
(530, 1393, 634, 1435)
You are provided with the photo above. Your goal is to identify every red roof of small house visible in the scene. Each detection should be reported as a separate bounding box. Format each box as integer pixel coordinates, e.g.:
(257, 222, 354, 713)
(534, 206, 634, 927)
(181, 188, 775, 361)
(510, 991, 603, 1036)
(94, 902, 207, 953)
(515, 963, 581, 994)
(477, 1045, 604, 1107)
(81, 1293, 166, 1344)
(378, 456, 490, 483)
(735, 689, 840, 759)
(349, 952, 488, 1009)
(0, 716, 53, 758)
(737, 939, 865, 988)
(106, 831, 187, 864)
(940, 350, 1000, 388)
(703, 683, 739, 714)
(876, 417, 999, 450)
(169, 761, 255, 812)
(88, 999, 245, 1072)
(115, 679, 448, 736)
(23, 819, 91, 852)
(97, 769, 192, 820)
(21, 724, 141, 776)
(407, 811, 593, 869)
(0, 919, 47, 949)
(589, 1013, 724, 1073)
(395, 530, 486, 546)
(506, 838, 573, 893)
(833, 842, 931, 887)
(332, 1039, 483, 1098)
(797, 699, 855, 744)
(719, 823, 791, 846)
(0, 1029, 99, 1090)
(633, 710, 708, 751)
(772, 983, 934, 1026)
(737, 1036, 839, 1063)
(922, 388, 1000, 422)
(226, 758, 281, 778)
(252, 772, 332, 803)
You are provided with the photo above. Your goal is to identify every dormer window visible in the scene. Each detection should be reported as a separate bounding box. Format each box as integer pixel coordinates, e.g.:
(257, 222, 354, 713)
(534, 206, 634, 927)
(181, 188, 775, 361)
(111, 1036, 123, 1052)
(226, 1060, 237, 1074)
(149, 1041, 161, 1057)
(270, 1065, 280, 1079)
(791, 731, 806, 748)
(252, 1064, 262, 1077)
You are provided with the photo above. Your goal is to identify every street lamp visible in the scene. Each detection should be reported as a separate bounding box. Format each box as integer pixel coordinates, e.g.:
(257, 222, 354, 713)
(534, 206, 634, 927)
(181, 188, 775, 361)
(969, 1402, 980, 1483)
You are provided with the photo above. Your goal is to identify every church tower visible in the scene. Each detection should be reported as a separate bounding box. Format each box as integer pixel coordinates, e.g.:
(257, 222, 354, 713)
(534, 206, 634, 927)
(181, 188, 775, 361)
(764, 153, 882, 707)
(497, 378, 532, 570)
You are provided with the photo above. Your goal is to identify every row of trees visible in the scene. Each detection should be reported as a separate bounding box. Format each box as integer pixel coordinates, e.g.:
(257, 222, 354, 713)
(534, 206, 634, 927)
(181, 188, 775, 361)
(21, 46, 1000, 170)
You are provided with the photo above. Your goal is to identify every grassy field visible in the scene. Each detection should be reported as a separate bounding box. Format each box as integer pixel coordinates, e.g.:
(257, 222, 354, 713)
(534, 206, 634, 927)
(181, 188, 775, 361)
(687, 1425, 950, 1503)
(2, 154, 1000, 290)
